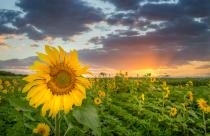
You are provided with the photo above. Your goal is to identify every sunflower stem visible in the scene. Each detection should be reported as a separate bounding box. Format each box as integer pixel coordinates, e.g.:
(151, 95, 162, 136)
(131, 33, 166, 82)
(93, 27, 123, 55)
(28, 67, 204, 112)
(55, 113, 60, 136)
(202, 112, 207, 136)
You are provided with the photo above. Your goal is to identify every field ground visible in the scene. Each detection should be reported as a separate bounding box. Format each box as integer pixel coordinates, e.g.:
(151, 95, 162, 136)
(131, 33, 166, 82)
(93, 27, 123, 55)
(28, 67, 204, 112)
(0, 75, 210, 136)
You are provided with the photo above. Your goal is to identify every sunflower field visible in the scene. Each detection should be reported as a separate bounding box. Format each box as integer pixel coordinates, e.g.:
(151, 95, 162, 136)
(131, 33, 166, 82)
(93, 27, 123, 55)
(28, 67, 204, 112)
(0, 74, 209, 136)
(0, 46, 210, 136)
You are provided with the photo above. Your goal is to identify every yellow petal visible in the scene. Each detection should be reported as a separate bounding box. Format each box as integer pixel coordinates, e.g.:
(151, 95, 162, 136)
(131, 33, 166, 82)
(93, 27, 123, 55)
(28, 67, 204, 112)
(76, 66, 90, 75)
(45, 45, 60, 65)
(27, 84, 47, 99)
(22, 80, 45, 93)
(63, 94, 73, 114)
(29, 90, 45, 107)
(59, 46, 65, 63)
(69, 50, 80, 68)
(41, 102, 49, 116)
(36, 52, 52, 65)
(29, 61, 50, 73)
(23, 73, 50, 82)
(76, 77, 91, 88)
(50, 96, 61, 117)
(71, 90, 84, 106)
(32, 89, 52, 108)
(75, 83, 86, 95)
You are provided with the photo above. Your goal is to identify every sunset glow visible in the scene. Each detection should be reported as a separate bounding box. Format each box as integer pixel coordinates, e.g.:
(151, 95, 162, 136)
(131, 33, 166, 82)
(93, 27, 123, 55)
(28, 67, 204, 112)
(0, 0, 210, 77)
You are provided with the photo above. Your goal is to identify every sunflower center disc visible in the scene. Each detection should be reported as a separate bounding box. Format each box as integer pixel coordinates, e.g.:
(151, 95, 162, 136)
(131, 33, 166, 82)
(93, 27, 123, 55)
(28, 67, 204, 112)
(54, 70, 71, 88)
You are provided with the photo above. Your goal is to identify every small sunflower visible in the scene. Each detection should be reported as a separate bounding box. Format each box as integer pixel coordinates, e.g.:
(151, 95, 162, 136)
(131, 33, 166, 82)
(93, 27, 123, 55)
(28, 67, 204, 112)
(188, 80, 193, 86)
(170, 107, 177, 117)
(23, 45, 90, 117)
(164, 89, 170, 98)
(139, 93, 145, 102)
(150, 77, 156, 83)
(2, 89, 7, 94)
(12, 79, 17, 85)
(197, 98, 209, 113)
(94, 97, 102, 105)
(0, 85, 3, 90)
(162, 80, 167, 87)
(0, 79, 2, 84)
(98, 90, 105, 97)
(187, 91, 193, 102)
(33, 123, 50, 136)
(4, 81, 10, 87)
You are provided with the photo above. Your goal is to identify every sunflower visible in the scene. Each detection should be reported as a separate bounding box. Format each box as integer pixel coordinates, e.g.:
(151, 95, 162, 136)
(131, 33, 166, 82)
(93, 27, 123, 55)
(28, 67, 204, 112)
(33, 123, 50, 136)
(94, 97, 102, 105)
(0, 79, 2, 84)
(98, 90, 105, 97)
(4, 81, 10, 87)
(139, 93, 145, 102)
(23, 45, 90, 117)
(188, 80, 193, 86)
(187, 91, 193, 102)
(12, 79, 17, 85)
(150, 77, 156, 83)
(162, 80, 167, 87)
(170, 107, 177, 117)
(2, 89, 7, 94)
(197, 98, 209, 113)
(164, 89, 170, 98)
(0, 85, 3, 90)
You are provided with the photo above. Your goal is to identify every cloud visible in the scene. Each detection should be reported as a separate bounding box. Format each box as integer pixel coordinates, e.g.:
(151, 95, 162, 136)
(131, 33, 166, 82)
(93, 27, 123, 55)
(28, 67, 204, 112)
(13, 0, 105, 40)
(196, 64, 210, 69)
(0, 0, 210, 76)
(86, 16, 210, 70)
(104, 0, 140, 10)
(0, 0, 105, 40)
(0, 56, 37, 68)
(139, 0, 210, 20)
(0, 35, 11, 48)
(0, 9, 20, 35)
(30, 43, 39, 47)
(81, 0, 210, 70)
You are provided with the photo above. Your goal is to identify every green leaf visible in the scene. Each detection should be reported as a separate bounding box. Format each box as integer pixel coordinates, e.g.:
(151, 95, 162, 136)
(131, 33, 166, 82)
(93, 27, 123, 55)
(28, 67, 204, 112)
(8, 95, 33, 112)
(73, 104, 101, 136)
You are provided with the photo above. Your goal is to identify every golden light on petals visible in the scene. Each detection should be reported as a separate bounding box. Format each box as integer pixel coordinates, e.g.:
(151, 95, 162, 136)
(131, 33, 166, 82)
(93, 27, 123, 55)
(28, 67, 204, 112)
(23, 45, 91, 117)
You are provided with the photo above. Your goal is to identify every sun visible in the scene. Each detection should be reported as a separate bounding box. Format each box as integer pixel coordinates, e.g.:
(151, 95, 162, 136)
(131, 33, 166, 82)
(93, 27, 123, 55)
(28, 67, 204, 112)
(22, 45, 91, 117)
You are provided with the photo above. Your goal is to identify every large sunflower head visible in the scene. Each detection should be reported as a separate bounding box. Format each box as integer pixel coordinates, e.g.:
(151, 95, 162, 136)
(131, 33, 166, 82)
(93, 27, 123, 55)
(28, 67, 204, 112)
(23, 45, 91, 117)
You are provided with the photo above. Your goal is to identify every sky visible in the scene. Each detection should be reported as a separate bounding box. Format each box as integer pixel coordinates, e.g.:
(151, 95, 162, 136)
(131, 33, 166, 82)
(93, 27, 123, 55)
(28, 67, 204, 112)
(0, 0, 210, 77)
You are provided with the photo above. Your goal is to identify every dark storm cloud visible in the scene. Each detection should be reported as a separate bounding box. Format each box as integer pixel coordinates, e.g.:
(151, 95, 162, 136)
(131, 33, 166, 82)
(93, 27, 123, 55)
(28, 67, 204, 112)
(83, 0, 210, 70)
(104, 0, 141, 10)
(13, 0, 104, 40)
(0, 0, 105, 40)
(0, 0, 210, 71)
(0, 9, 20, 34)
(86, 16, 210, 69)
(139, 0, 210, 20)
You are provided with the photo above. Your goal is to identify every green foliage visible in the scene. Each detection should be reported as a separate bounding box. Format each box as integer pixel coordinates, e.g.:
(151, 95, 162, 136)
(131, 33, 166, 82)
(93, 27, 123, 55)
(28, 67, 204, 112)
(73, 104, 101, 136)
(0, 76, 209, 136)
